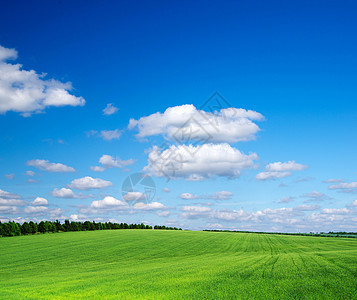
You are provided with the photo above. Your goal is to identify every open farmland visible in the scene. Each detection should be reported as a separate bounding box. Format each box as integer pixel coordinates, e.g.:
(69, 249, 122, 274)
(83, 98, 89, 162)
(0, 230, 356, 299)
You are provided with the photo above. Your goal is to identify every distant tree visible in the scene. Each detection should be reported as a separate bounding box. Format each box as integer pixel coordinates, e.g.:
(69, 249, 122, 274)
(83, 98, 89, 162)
(29, 221, 38, 234)
(21, 222, 31, 235)
(38, 221, 48, 233)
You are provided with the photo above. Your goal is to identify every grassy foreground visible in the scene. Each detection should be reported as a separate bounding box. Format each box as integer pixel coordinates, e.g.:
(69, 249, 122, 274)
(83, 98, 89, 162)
(0, 230, 356, 299)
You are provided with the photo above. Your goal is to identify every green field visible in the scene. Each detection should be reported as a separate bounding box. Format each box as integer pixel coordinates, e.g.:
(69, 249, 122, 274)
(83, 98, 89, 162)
(1, 230, 356, 299)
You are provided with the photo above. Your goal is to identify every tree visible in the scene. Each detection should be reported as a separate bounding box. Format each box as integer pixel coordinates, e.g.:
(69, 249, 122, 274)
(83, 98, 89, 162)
(21, 222, 31, 235)
(29, 221, 38, 234)
(38, 221, 47, 233)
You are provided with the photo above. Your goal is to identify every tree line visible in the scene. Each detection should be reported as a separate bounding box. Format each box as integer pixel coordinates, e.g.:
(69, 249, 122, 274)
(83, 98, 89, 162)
(0, 220, 182, 237)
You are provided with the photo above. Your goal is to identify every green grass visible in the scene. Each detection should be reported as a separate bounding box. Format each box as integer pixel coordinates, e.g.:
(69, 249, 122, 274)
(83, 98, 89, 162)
(1, 230, 356, 299)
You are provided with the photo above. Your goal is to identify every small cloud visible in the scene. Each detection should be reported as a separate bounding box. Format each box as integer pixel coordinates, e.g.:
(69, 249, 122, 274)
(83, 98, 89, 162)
(156, 211, 170, 217)
(279, 197, 294, 203)
(26, 170, 35, 177)
(27, 159, 75, 173)
(32, 197, 48, 206)
(0, 189, 21, 199)
(90, 166, 106, 172)
(5, 174, 15, 180)
(323, 178, 343, 183)
(103, 103, 119, 116)
(91, 154, 136, 171)
(51, 188, 89, 199)
(133, 202, 167, 211)
(162, 188, 170, 193)
(209, 191, 233, 200)
(27, 179, 39, 183)
(256, 161, 308, 181)
(256, 171, 291, 180)
(295, 177, 314, 183)
(179, 193, 199, 200)
(100, 129, 121, 141)
(328, 181, 357, 191)
(68, 176, 113, 190)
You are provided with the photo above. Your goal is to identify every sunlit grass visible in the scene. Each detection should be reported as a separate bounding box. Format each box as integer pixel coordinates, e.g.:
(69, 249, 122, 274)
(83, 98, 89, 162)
(1, 230, 356, 299)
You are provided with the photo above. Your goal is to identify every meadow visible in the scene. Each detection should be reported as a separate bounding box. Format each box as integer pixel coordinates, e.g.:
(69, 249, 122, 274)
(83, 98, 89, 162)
(0, 230, 356, 299)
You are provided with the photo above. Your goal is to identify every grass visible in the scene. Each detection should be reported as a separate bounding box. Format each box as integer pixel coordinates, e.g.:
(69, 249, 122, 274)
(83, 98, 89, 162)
(0, 230, 356, 299)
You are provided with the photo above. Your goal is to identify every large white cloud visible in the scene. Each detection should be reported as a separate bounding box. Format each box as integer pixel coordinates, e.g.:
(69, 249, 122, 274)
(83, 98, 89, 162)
(256, 161, 307, 181)
(129, 104, 264, 143)
(0, 45, 85, 116)
(144, 143, 258, 180)
(27, 159, 75, 172)
(68, 176, 113, 190)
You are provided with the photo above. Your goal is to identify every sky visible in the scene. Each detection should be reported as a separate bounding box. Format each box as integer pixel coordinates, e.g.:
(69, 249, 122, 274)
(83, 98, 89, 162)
(0, 0, 356, 232)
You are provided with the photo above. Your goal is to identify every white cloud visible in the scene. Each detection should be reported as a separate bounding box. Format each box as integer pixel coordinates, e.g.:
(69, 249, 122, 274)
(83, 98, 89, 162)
(0, 206, 19, 214)
(51, 188, 77, 199)
(351, 200, 357, 207)
(256, 161, 307, 181)
(0, 45, 17, 61)
(24, 206, 48, 214)
(129, 104, 264, 143)
(279, 197, 294, 203)
(91, 154, 135, 171)
(27, 179, 39, 183)
(32, 197, 48, 206)
(156, 211, 170, 217)
(179, 193, 199, 200)
(5, 173, 15, 179)
(103, 103, 119, 115)
(122, 192, 146, 202)
(69, 214, 88, 222)
(0, 189, 21, 199)
(329, 182, 357, 190)
(26, 170, 35, 176)
(210, 191, 233, 200)
(302, 191, 329, 202)
(321, 208, 350, 214)
(162, 187, 170, 193)
(90, 196, 128, 209)
(27, 159, 75, 172)
(256, 171, 291, 180)
(0, 198, 26, 206)
(144, 143, 258, 180)
(266, 161, 308, 172)
(0, 45, 85, 116)
(68, 176, 113, 190)
(90, 166, 106, 172)
(100, 129, 121, 141)
(323, 178, 343, 183)
(133, 202, 167, 210)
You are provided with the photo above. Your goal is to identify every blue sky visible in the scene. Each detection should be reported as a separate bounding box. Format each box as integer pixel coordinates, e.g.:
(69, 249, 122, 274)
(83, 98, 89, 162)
(0, 0, 356, 231)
